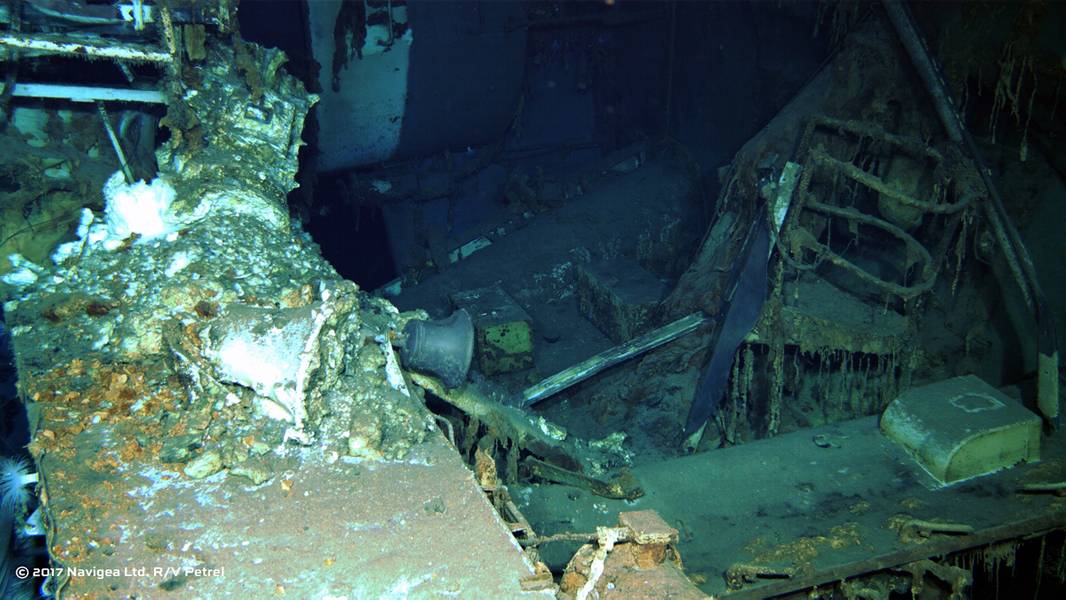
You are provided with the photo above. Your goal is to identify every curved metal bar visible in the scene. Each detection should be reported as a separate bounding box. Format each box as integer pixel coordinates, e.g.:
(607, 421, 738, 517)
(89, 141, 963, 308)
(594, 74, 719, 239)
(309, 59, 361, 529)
(801, 198, 937, 298)
(811, 149, 972, 215)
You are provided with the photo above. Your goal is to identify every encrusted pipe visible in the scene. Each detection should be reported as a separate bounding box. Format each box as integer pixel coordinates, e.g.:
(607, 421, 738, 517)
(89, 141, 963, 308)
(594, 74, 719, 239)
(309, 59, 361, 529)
(881, 0, 1059, 426)
(576, 526, 625, 600)
(880, 1, 963, 143)
(522, 312, 709, 407)
(0, 32, 171, 63)
(14, 83, 165, 104)
(96, 101, 134, 184)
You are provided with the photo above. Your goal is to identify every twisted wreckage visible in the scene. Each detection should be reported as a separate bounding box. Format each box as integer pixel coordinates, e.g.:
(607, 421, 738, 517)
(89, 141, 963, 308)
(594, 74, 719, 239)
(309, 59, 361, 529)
(1, 1, 1065, 598)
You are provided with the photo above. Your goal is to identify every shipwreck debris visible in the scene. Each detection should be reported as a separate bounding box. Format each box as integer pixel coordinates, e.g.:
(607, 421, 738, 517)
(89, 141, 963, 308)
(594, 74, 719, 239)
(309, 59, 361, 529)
(523, 456, 643, 501)
(522, 312, 709, 407)
(409, 371, 636, 499)
(724, 562, 797, 591)
(1018, 481, 1066, 497)
(557, 510, 705, 600)
(889, 515, 975, 544)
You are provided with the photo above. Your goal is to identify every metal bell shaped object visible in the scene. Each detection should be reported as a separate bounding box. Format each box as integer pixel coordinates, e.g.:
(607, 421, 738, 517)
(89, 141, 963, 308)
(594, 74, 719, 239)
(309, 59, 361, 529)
(397, 309, 474, 389)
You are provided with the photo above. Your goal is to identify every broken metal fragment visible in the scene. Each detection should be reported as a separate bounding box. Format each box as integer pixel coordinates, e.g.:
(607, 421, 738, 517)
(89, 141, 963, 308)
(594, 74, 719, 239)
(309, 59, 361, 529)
(725, 562, 796, 591)
(685, 213, 770, 437)
(409, 371, 632, 486)
(889, 516, 974, 543)
(182, 450, 222, 479)
(1017, 482, 1066, 497)
(410, 371, 580, 469)
(896, 559, 972, 598)
(523, 456, 643, 501)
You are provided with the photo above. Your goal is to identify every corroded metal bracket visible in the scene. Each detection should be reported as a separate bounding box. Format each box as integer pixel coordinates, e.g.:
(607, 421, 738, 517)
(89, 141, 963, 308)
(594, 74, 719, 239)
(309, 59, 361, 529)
(775, 116, 975, 300)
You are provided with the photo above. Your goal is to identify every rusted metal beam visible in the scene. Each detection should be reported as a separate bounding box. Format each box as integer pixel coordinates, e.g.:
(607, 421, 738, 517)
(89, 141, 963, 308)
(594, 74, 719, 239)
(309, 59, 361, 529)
(724, 508, 1066, 598)
(0, 32, 171, 63)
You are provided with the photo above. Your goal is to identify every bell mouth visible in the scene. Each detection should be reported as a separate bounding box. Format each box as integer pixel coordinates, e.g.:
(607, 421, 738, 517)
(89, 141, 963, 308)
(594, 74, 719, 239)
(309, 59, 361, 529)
(397, 309, 474, 388)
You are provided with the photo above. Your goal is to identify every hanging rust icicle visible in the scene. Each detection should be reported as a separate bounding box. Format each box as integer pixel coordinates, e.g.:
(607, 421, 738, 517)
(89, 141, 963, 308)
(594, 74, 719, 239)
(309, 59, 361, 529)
(742, 344, 755, 438)
(766, 259, 785, 437)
